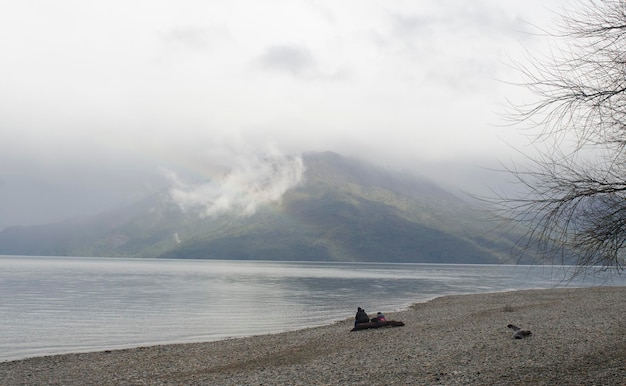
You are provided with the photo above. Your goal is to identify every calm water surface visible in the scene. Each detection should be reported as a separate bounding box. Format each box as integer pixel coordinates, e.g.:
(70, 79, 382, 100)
(1, 256, 624, 362)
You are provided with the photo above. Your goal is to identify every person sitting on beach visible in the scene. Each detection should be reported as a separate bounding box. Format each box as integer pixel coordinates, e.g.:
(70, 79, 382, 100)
(355, 307, 370, 327)
(376, 312, 386, 322)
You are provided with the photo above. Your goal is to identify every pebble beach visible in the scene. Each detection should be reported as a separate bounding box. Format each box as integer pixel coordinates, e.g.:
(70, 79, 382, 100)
(2, 286, 625, 385)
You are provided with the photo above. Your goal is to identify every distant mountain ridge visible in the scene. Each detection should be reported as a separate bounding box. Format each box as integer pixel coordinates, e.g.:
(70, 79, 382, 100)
(0, 152, 529, 263)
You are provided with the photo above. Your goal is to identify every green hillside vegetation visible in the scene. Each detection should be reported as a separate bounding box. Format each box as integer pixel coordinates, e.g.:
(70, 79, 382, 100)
(0, 152, 530, 263)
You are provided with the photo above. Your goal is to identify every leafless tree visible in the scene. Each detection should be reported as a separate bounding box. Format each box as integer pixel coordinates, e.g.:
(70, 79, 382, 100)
(500, 0, 626, 274)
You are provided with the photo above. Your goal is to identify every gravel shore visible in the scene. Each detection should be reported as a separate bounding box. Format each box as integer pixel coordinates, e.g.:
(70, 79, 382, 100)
(2, 286, 625, 385)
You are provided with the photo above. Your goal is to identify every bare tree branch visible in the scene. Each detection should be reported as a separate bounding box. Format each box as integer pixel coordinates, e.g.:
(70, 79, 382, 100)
(497, 1, 626, 275)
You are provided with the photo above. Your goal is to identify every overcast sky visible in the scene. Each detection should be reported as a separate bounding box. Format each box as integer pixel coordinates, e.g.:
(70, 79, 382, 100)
(0, 0, 572, 229)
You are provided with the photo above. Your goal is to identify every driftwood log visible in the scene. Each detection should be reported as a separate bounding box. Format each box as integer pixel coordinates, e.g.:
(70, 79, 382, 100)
(351, 320, 405, 331)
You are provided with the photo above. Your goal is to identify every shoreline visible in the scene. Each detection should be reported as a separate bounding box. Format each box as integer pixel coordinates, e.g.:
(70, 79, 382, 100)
(0, 284, 543, 364)
(0, 284, 582, 363)
(2, 286, 625, 385)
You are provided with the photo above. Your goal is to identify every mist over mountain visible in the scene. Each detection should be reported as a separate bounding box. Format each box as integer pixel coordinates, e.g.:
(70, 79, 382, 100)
(0, 152, 530, 264)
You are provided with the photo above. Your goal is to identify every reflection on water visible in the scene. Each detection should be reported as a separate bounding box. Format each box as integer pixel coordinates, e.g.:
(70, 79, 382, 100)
(0, 256, 623, 361)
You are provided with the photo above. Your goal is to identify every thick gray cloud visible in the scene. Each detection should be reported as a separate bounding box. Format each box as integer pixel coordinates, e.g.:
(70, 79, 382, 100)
(0, 0, 571, 229)
(259, 45, 316, 75)
(160, 25, 231, 53)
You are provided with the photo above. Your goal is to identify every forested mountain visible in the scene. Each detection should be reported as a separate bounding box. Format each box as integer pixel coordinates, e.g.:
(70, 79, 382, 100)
(0, 152, 530, 263)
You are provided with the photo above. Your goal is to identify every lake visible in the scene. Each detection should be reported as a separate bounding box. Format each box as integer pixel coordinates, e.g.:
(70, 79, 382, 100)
(1, 255, 624, 362)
